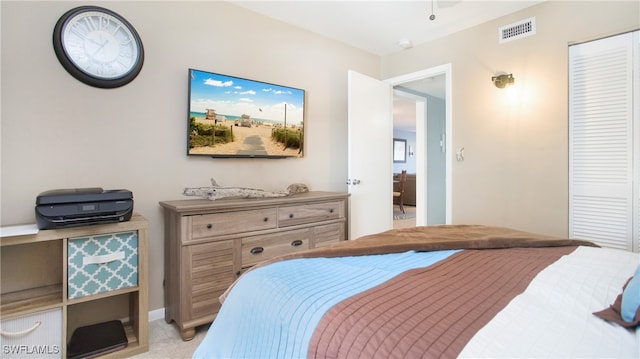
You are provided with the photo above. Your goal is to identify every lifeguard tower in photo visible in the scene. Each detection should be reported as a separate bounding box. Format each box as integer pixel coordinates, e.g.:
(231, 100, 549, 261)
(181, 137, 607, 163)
(205, 109, 217, 123)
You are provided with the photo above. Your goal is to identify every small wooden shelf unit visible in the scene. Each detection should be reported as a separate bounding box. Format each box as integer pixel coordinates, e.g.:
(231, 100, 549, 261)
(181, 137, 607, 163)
(160, 191, 349, 340)
(0, 215, 149, 358)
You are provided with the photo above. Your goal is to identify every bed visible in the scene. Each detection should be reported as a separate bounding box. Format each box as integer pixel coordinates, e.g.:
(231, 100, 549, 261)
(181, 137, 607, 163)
(192, 225, 640, 358)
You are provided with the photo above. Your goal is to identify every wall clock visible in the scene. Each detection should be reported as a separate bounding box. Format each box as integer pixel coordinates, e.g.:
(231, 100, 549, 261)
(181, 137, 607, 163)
(52, 6, 144, 88)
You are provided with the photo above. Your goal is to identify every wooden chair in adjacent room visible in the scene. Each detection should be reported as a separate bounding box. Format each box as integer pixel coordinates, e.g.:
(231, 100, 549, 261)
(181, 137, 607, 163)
(393, 170, 407, 214)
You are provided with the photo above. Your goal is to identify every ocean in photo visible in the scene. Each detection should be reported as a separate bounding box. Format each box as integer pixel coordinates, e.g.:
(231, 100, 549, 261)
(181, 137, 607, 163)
(189, 112, 292, 127)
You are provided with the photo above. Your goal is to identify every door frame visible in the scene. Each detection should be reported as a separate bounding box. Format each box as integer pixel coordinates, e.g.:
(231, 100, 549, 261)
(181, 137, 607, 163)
(385, 63, 453, 224)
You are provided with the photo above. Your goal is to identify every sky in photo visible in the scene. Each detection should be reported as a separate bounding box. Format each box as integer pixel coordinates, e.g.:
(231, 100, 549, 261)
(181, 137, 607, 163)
(189, 69, 305, 126)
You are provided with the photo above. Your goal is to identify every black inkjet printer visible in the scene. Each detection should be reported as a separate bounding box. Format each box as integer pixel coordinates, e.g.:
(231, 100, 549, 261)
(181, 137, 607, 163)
(35, 188, 133, 229)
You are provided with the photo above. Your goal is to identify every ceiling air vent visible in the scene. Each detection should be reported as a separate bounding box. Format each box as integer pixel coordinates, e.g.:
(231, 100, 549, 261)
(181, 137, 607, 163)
(499, 17, 536, 44)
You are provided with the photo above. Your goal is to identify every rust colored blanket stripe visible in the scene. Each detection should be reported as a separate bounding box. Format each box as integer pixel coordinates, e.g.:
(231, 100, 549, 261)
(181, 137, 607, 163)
(220, 225, 596, 304)
(308, 246, 577, 359)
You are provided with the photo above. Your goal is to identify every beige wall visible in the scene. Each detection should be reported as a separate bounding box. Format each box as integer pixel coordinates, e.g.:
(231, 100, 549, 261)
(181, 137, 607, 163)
(0, 1, 378, 311)
(382, 1, 639, 237)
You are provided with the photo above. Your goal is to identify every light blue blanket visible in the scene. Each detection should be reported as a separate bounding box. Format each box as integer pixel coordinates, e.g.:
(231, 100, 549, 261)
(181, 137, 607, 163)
(192, 249, 459, 359)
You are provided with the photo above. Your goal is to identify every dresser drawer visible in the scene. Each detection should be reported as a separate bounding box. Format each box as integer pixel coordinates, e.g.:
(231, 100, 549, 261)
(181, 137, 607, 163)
(0, 308, 62, 358)
(312, 222, 346, 247)
(67, 231, 138, 299)
(191, 209, 277, 240)
(278, 201, 343, 227)
(241, 229, 310, 268)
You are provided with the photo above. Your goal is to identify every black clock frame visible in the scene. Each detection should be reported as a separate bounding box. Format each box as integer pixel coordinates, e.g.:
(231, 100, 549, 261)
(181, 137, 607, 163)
(52, 6, 144, 89)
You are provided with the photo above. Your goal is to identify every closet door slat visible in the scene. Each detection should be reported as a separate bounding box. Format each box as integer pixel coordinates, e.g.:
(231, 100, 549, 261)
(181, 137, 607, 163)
(569, 31, 636, 251)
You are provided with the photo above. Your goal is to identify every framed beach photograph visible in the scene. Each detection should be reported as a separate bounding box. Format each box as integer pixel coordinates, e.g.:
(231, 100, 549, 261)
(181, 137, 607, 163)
(188, 68, 305, 158)
(393, 138, 406, 163)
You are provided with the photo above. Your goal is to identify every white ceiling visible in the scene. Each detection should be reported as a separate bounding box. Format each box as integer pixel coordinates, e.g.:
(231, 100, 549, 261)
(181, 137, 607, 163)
(228, 0, 544, 56)
(228, 0, 545, 131)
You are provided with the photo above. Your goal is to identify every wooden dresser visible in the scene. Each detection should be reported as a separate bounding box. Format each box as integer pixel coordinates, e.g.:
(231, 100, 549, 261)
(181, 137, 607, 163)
(159, 191, 349, 340)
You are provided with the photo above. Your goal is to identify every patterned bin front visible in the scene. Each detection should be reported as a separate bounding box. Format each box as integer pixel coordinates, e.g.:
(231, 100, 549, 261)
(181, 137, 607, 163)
(67, 231, 138, 299)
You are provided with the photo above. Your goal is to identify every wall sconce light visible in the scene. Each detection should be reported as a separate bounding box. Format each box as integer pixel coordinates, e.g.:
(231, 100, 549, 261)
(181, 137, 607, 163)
(491, 73, 515, 89)
(408, 145, 414, 157)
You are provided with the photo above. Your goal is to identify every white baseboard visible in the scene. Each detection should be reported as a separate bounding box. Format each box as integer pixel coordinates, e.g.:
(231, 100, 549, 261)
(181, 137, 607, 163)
(148, 308, 165, 322)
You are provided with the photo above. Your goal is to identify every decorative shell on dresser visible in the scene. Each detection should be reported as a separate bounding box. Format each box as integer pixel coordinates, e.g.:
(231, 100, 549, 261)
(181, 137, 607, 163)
(183, 178, 309, 200)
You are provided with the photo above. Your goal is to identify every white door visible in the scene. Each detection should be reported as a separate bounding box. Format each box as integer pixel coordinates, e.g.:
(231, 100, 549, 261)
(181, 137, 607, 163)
(569, 31, 638, 251)
(347, 70, 393, 240)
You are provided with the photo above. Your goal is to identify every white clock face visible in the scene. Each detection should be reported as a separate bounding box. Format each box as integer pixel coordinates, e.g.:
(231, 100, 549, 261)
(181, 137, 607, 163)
(61, 11, 140, 80)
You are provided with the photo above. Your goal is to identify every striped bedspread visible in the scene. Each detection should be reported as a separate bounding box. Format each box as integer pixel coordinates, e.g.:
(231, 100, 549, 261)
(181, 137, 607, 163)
(308, 246, 575, 358)
(192, 225, 639, 358)
(193, 250, 460, 358)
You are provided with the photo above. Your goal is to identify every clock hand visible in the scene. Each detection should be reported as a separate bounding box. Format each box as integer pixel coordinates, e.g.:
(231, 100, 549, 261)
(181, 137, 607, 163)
(87, 37, 103, 46)
(90, 39, 109, 60)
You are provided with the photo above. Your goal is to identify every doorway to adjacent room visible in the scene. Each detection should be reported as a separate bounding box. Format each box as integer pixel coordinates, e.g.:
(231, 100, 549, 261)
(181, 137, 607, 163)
(347, 64, 452, 239)
(390, 70, 449, 228)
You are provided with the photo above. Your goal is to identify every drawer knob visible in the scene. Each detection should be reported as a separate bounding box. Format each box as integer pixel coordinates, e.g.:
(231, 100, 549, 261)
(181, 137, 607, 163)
(289, 214, 294, 219)
(291, 240, 303, 247)
(206, 224, 212, 229)
(250, 247, 264, 255)
(329, 209, 334, 213)
(263, 217, 269, 222)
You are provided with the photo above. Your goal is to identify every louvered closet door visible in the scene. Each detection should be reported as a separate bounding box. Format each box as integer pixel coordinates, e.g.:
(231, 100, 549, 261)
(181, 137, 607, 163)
(569, 31, 638, 251)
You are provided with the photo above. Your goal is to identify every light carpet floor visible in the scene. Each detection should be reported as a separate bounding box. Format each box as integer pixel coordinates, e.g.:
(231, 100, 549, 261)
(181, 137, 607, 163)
(131, 320, 209, 359)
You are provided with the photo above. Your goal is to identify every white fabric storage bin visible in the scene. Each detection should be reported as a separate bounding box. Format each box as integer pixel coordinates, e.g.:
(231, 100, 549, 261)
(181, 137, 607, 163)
(0, 308, 62, 358)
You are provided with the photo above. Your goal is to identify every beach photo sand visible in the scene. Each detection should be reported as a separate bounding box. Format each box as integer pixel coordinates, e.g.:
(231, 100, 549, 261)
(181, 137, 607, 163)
(188, 118, 302, 157)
